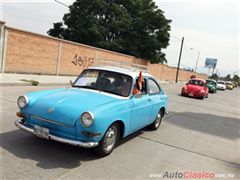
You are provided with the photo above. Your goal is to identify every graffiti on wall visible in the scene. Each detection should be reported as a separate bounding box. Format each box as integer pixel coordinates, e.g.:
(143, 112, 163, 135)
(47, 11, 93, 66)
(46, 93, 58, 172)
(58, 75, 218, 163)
(72, 54, 94, 68)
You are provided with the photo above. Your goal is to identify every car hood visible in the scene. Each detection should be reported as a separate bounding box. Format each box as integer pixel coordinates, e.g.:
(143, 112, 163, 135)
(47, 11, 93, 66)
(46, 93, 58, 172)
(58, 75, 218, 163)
(207, 84, 215, 88)
(217, 84, 226, 87)
(186, 84, 203, 93)
(29, 88, 118, 127)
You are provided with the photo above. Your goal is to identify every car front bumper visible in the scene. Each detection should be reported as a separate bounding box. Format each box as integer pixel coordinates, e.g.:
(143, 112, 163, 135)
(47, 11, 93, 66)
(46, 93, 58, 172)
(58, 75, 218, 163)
(208, 88, 216, 93)
(15, 119, 99, 148)
(217, 86, 225, 90)
(181, 91, 205, 98)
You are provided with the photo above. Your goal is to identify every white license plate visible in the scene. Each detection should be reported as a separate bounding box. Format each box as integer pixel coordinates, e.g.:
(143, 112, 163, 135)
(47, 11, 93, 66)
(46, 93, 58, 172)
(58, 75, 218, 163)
(34, 125, 49, 139)
(189, 92, 194, 97)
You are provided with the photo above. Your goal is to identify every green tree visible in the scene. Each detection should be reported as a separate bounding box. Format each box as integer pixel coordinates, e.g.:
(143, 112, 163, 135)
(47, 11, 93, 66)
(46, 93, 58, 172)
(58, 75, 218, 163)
(209, 73, 218, 80)
(225, 74, 232, 81)
(233, 74, 240, 82)
(48, 0, 171, 63)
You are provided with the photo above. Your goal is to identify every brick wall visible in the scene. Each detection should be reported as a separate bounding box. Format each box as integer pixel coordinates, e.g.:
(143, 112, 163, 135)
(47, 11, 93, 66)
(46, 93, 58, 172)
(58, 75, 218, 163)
(2, 26, 207, 81)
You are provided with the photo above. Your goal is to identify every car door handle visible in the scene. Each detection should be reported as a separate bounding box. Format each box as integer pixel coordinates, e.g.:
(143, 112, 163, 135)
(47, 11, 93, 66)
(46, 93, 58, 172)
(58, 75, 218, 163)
(148, 98, 152, 101)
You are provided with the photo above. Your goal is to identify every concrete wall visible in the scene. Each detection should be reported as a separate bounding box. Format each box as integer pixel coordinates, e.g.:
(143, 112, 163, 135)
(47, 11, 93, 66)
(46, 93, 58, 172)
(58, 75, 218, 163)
(0, 22, 207, 81)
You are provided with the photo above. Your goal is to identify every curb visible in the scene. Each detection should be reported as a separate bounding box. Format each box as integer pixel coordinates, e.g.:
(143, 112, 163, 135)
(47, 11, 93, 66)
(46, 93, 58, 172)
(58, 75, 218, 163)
(0, 83, 70, 86)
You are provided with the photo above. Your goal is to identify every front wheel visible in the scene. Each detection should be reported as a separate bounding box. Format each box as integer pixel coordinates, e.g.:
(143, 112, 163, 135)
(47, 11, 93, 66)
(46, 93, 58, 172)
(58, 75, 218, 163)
(94, 123, 120, 157)
(149, 110, 163, 130)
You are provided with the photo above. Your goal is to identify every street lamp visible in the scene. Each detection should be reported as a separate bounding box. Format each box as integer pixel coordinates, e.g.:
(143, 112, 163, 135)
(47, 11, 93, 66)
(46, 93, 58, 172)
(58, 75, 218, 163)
(190, 48, 200, 72)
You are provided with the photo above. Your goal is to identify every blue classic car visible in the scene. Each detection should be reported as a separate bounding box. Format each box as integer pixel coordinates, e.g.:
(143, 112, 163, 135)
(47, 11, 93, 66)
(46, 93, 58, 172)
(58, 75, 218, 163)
(15, 66, 168, 156)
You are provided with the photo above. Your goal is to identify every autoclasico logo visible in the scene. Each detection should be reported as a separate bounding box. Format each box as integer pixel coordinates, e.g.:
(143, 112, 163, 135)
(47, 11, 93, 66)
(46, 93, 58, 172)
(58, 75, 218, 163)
(149, 171, 235, 179)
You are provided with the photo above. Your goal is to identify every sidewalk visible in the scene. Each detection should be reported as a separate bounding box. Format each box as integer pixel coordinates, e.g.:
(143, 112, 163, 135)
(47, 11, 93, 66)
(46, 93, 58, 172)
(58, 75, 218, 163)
(1, 73, 76, 86)
(0, 73, 176, 86)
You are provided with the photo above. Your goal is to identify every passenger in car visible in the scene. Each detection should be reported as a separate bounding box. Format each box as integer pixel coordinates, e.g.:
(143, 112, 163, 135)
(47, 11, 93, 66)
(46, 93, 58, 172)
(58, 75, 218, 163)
(133, 71, 147, 95)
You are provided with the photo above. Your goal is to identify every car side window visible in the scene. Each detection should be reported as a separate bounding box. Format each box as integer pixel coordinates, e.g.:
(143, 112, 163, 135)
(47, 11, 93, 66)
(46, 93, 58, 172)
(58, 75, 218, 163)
(133, 78, 147, 96)
(148, 79, 160, 95)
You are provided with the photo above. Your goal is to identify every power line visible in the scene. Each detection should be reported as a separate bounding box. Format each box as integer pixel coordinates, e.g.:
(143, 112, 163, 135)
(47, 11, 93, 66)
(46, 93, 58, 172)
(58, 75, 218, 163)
(54, 0, 69, 8)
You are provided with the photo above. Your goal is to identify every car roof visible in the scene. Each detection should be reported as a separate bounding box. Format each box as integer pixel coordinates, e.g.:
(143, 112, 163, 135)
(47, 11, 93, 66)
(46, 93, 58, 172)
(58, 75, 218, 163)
(206, 79, 216, 82)
(88, 66, 153, 79)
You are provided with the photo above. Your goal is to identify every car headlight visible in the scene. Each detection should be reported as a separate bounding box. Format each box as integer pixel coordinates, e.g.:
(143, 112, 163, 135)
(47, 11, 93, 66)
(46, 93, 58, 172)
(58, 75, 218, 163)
(182, 86, 187, 91)
(81, 112, 94, 127)
(17, 95, 28, 108)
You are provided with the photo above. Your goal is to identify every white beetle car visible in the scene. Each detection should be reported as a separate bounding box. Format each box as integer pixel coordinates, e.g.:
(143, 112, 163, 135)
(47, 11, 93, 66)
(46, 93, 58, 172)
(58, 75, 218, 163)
(217, 81, 226, 91)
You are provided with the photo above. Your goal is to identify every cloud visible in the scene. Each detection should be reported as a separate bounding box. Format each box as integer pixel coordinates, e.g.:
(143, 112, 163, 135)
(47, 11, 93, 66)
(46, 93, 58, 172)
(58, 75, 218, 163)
(164, 27, 239, 76)
(157, 0, 239, 76)
(2, 1, 72, 34)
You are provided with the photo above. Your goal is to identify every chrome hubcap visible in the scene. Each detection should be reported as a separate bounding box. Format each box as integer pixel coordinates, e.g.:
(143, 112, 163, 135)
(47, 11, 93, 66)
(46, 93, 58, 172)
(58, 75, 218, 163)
(155, 113, 162, 128)
(103, 126, 117, 152)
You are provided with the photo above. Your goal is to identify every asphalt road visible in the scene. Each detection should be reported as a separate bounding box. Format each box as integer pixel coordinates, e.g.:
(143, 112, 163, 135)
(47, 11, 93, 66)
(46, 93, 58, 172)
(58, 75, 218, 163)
(1, 84, 240, 180)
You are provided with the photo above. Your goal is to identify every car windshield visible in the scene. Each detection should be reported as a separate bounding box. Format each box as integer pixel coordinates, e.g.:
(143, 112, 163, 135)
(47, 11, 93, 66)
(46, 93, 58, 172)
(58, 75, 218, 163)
(188, 80, 204, 86)
(218, 81, 225, 85)
(206, 80, 215, 85)
(73, 69, 133, 97)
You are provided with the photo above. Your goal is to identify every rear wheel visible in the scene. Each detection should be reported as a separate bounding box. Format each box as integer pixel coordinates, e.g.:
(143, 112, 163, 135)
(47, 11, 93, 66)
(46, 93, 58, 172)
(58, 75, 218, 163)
(205, 93, 208, 98)
(149, 109, 164, 130)
(94, 123, 120, 157)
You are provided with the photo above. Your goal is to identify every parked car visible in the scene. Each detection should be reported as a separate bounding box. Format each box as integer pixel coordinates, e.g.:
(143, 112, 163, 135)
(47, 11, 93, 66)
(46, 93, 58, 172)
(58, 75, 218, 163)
(234, 81, 239, 87)
(15, 66, 168, 156)
(233, 82, 238, 88)
(181, 78, 209, 99)
(217, 81, 226, 90)
(206, 79, 217, 93)
(226, 82, 234, 90)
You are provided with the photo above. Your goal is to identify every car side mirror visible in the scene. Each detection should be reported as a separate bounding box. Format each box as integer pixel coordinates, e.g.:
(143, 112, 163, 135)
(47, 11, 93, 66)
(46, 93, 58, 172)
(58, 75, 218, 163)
(70, 80, 73, 87)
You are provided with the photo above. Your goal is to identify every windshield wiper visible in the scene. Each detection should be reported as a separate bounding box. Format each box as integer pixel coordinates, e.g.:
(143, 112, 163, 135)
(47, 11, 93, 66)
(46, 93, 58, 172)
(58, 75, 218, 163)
(73, 85, 99, 91)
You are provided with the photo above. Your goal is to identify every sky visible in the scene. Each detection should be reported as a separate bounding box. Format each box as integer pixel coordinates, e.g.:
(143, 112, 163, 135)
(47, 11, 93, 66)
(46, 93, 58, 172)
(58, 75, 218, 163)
(1, 0, 239, 77)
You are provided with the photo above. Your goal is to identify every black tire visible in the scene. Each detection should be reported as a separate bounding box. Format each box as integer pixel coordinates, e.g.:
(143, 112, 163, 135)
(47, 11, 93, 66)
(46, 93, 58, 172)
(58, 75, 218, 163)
(205, 93, 208, 98)
(94, 123, 120, 157)
(149, 109, 164, 130)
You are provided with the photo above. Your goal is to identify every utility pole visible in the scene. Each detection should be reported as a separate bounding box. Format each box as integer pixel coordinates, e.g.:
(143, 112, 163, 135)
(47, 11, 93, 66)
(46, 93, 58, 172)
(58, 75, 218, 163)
(175, 37, 184, 83)
(212, 67, 215, 76)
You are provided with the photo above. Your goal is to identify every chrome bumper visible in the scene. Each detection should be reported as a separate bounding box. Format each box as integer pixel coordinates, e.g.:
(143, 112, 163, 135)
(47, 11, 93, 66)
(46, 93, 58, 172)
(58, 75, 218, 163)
(15, 119, 98, 148)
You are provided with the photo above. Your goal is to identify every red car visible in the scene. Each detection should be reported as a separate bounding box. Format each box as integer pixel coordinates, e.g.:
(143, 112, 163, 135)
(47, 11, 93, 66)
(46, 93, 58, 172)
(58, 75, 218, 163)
(181, 79, 209, 99)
